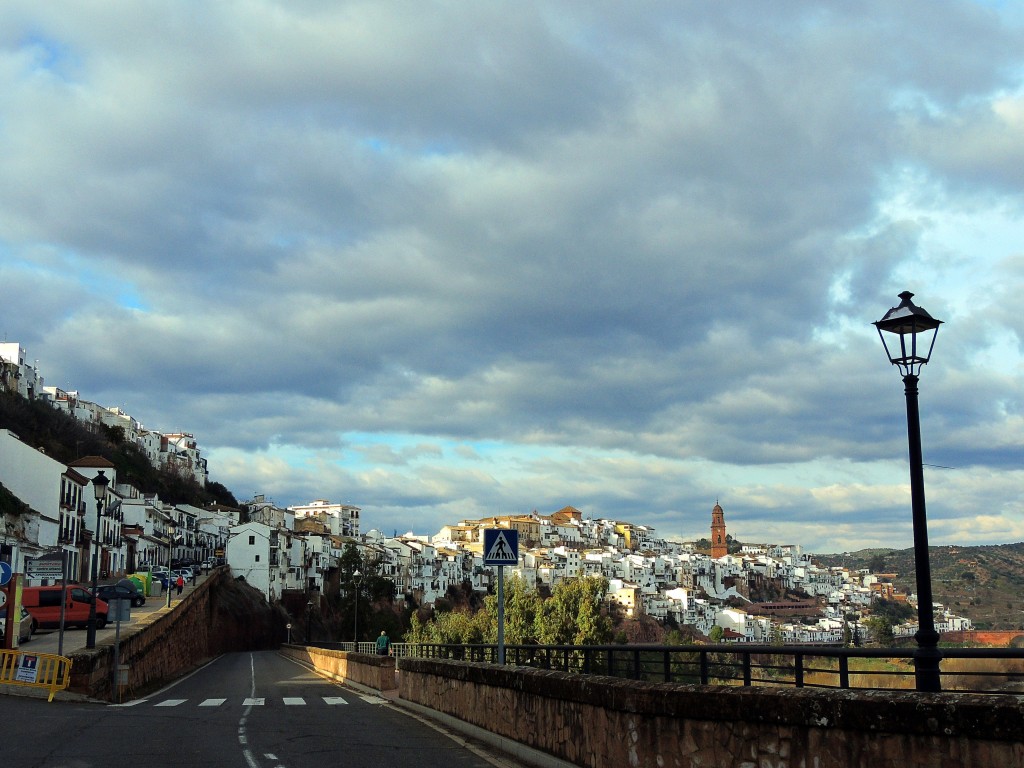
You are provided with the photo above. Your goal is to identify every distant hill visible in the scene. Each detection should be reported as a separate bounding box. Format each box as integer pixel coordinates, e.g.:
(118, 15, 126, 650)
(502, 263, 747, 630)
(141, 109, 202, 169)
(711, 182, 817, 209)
(815, 543, 1024, 631)
(0, 390, 238, 509)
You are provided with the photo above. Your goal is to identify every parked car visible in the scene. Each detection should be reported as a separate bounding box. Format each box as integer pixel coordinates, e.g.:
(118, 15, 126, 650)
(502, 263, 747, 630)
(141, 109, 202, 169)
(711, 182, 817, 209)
(95, 581, 146, 608)
(0, 605, 35, 643)
(22, 585, 108, 629)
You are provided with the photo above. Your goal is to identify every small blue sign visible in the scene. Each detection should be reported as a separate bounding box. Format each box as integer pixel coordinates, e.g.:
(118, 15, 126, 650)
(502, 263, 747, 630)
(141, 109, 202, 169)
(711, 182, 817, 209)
(0, 561, 11, 586)
(483, 529, 519, 565)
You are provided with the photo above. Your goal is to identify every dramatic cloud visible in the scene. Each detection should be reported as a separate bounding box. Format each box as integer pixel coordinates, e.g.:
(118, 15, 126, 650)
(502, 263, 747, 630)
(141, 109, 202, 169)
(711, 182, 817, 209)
(1, 1, 1021, 552)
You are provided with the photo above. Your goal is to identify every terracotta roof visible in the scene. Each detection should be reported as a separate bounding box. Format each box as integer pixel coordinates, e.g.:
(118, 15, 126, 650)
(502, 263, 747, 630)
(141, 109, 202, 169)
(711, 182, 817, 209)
(68, 456, 116, 468)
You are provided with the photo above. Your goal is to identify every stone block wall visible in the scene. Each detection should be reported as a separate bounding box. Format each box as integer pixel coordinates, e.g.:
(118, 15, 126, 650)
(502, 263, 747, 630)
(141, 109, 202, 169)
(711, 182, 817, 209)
(68, 569, 286, 700)
(398, 657, 1024, 768)
(280, 644, 396, 691)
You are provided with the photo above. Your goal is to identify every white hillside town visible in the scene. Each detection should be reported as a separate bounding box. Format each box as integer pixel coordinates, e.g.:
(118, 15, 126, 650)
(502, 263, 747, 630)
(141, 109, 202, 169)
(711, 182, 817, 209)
(0, 341, 972, 644)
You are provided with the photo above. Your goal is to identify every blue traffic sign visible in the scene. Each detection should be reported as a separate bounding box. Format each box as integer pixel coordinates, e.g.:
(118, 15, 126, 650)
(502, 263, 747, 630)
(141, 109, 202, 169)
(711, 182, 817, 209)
(483, 528, 518, 565)
(0, 561, 12, 586)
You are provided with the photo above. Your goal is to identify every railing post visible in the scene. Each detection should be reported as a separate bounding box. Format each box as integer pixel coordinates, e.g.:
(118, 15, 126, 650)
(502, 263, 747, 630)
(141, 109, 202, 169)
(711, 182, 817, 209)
(700, 650, 709, 685)
(743, 651, 752, 686)
(839, 655, 850, 689)
(795, 652, 804, 687)
(633, 648, 641, 679)
(663, 649, 671, 683)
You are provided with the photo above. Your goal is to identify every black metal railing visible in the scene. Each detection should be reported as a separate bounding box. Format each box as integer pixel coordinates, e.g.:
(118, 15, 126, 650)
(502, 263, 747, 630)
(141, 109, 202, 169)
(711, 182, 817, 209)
(407, 643, 1024, 695)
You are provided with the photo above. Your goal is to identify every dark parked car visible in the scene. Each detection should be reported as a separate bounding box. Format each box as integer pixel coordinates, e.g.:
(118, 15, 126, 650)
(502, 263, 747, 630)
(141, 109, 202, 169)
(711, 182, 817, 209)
(95, 581, 145, 608)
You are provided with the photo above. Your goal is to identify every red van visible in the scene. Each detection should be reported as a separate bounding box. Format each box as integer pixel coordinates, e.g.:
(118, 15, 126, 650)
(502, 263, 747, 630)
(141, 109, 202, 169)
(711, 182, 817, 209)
(21, 585, 109, 629)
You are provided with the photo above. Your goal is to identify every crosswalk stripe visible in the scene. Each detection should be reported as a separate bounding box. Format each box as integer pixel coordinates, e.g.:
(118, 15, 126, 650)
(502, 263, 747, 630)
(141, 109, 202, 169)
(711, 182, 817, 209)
(147, 696, 352, 707)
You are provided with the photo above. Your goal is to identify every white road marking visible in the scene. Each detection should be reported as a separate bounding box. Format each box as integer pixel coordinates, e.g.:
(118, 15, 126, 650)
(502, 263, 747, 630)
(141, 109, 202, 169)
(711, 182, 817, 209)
(358, 694, 387, 704)
(239, 654, 259, 768)
(151, 695, 351, 707)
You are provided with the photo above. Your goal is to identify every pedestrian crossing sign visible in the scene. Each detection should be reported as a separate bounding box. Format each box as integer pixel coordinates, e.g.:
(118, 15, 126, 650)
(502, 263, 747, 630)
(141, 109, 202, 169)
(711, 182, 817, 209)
(483, 528, 518, 565)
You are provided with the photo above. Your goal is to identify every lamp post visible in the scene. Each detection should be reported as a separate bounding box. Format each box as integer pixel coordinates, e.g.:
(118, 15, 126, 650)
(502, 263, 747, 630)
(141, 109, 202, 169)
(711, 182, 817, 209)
(306, 599, 314, 644)
(86, 470, 109, 649)
(166, 523, 176, 609)
(874, 290, 943, 692)
(352, 569, 362, 650)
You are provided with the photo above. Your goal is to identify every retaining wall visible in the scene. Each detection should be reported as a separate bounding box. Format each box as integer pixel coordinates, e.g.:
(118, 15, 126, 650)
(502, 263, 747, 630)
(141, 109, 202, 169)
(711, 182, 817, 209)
(397, 657, 1024, 768)
(280, 644, 396, 691)
(68, 569, 284, 700)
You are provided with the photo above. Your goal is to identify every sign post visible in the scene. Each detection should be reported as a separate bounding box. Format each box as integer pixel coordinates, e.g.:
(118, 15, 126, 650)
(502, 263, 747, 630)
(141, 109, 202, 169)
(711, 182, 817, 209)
(483, 529, 518, 665)
(0, 564, 14, 650)
(24, 558, 65, 581)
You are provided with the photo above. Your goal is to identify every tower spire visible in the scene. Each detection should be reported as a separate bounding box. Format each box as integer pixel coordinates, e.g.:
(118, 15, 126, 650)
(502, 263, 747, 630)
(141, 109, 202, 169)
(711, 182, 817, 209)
(710, 502, 727, 559)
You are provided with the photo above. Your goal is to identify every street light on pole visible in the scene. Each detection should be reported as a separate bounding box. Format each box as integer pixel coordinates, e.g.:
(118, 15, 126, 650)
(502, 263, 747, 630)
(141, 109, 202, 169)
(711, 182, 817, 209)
(86, 470, 109, 649)
(306, 598, 314, 645)
(352, 569, 362, 650)
(166, 522, 176, 609)
(874, 290, 943, 693)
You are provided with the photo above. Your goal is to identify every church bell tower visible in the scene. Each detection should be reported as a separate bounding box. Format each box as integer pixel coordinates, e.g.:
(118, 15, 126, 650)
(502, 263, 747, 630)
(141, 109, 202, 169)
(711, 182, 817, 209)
(710, 502, 728, 559)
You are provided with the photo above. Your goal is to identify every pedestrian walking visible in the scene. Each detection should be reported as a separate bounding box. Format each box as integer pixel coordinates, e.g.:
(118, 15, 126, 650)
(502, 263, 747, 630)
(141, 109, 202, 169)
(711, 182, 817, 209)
(376, 630, 390, 656)
(176, 574, 184, 596)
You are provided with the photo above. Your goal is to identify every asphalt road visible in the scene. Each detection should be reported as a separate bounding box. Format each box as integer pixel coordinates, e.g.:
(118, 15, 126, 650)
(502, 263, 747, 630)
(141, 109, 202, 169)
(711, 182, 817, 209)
(0, 650, 524, 768)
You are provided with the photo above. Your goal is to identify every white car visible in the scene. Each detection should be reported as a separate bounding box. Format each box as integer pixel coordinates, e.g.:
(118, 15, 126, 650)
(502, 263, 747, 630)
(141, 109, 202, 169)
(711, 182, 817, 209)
(0, 605, 35, 644)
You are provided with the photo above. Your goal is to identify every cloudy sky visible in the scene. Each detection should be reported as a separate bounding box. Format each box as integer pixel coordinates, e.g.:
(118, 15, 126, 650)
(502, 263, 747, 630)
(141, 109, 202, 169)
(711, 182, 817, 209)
(1, 2, 1022, 553)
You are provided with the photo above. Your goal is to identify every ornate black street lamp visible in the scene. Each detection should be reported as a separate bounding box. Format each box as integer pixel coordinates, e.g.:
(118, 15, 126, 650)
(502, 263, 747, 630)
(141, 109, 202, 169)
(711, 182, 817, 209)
(874, 290, 943, 692)
(86, 470, 109, 649)
(166, 522, 176, 609)
(352, 569, 362, 649)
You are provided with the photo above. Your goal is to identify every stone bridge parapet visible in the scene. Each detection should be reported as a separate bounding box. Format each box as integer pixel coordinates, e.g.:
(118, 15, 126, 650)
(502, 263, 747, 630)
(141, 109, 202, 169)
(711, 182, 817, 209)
(396, 657, 1024, 767)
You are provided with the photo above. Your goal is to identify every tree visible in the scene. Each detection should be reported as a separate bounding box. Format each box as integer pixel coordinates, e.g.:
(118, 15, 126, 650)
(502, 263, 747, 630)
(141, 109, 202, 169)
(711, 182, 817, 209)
(331, 543, 397, 641)
(708, 625, 724, 643)
(533, 576, 612, 645)
(484, 574, 541, 644)
(870, 598, 914, 625)
(863, 615, 894, 644)
(408, 574, 614, 646)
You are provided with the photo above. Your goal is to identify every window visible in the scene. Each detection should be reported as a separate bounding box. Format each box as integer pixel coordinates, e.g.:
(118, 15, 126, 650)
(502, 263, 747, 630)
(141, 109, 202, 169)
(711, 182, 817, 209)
(249, 535, 255, 545)
(39, 590, 63, 607)
(255, 555, 260, 562)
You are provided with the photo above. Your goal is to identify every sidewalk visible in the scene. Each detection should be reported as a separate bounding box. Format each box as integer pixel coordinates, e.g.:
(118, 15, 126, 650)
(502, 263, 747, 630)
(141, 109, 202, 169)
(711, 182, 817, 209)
(20, 573, 207, 657)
